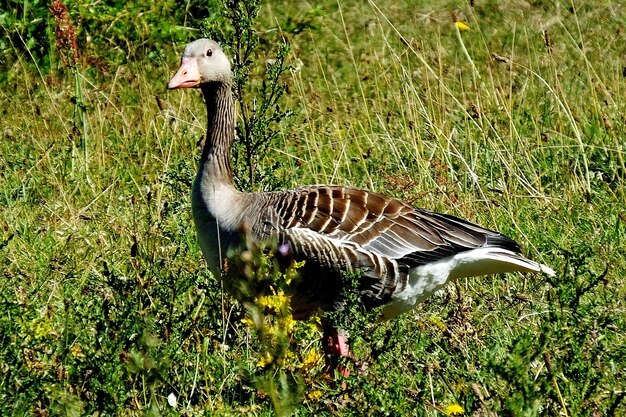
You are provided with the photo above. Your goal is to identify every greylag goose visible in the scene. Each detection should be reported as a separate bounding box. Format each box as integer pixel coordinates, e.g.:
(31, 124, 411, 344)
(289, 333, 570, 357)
(168, 39, 554, 372)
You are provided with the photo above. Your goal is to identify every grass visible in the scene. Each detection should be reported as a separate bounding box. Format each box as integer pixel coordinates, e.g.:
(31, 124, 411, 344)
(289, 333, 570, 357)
(1, 0, 626, 415)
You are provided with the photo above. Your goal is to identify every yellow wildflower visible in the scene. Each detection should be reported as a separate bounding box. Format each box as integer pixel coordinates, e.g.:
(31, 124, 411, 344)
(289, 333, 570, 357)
(277, 350, 299, 370)
(284, 260, 306, 284)
(257, 289, 291, 312)
(444, 403, 464, 416)
(70, 344, 84, 358)
(307, 390, 323, 401)
(429, 316, 447, 332)
(278, 314, 295, 332)
(257, 352, 273, 368)
(455, 21, 471, 31)
(257, 295, 271, 309)
(300, 349, 323, 371)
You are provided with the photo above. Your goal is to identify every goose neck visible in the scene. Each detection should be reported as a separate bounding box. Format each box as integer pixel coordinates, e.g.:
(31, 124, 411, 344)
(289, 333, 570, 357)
(200, 82, 235, 183)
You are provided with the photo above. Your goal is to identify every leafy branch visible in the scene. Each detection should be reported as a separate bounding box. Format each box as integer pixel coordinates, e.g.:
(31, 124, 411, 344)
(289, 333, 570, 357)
(203, 0, 293, 191)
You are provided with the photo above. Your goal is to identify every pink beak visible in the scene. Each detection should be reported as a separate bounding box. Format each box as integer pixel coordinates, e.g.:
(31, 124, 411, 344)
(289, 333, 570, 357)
(168, 57, 201, 89)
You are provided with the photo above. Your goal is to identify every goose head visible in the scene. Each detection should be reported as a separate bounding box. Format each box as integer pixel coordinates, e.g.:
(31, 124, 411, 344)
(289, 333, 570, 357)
(168, 39, 231, 89)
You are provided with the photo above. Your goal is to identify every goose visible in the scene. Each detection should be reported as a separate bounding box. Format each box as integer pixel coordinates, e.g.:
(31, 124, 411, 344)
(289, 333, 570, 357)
(167, 38, 554, 373)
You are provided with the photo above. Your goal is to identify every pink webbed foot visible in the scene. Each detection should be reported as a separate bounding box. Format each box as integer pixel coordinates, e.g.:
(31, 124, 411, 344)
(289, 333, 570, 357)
(322, 326, 353, 378)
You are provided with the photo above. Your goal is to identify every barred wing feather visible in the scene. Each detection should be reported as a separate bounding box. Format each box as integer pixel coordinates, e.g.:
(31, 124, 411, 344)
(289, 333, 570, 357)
(251, 185, 539, 314)
(266, 185, 518, 264)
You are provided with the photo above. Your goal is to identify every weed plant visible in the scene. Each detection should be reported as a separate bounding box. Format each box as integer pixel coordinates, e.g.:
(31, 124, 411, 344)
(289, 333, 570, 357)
(1, 0, 625, 416)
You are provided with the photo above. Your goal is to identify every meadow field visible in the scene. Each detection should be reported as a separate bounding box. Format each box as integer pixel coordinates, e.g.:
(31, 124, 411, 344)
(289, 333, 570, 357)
(1, 0, 625, 415)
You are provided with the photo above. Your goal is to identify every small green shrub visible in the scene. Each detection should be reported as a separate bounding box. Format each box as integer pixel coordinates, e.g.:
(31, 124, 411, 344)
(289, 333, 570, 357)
(203, 0, 294, 192)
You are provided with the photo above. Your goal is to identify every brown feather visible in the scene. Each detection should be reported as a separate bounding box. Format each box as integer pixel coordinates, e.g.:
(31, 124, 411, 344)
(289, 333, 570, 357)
(242, 185, 518, 311)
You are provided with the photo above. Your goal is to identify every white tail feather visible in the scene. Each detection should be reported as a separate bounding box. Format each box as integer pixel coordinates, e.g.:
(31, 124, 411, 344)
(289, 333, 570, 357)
(381, 247, 555, 319)
(447, 248, 555, 279)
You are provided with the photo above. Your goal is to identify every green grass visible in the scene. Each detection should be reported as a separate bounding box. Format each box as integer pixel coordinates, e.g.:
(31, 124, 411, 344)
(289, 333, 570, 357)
(1, 0, 626, 415)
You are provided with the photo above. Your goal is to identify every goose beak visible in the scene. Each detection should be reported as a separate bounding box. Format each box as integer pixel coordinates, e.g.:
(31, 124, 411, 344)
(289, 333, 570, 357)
(168, 57, 201, 89)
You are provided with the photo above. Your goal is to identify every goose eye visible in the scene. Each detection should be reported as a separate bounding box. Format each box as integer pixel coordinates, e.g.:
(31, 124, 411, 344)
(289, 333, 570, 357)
(206, 49, 213, 57)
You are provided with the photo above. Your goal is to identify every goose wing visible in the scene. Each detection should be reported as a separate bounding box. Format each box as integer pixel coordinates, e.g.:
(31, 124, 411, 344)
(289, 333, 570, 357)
(250, 185, 521, 313)
(264, 185, 520, 265)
